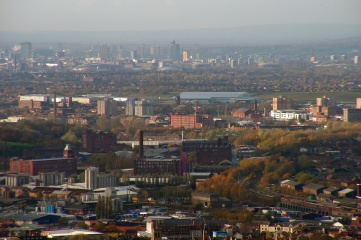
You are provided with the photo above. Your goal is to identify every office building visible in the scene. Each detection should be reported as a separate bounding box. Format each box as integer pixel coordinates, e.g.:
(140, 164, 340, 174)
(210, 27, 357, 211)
(97, 98, 116, 116)
(99, 44, 111, 60)
(130, 50, 138, 60)
(355, 56, 359, 65)
(137, 45, 145, 58)
(170, 41, 180, 61)
(150, 45, 161, 58)
(273, 96, 292, 111)
(182, 51, 188, 62)
(20, 42, 32, 59)
(134, 99, 154, 117)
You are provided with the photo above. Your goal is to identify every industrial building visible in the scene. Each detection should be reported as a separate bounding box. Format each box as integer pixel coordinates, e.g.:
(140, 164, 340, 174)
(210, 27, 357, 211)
(82, 129, 118, 153)
(9, 145, 76, 177)
(170, 113, 213, 129)
(179, 92, 255, 104)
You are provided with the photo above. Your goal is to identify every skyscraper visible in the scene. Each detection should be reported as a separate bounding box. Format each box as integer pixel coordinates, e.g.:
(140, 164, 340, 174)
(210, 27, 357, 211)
(170, 40, 180, 61)
(137, 45, 145, 58)
(99, 44, 111, 60)
(20, 42, 32, 59)
(130, 50, 138, 60)
(150, 45, 161, 59)
(182, 51, 188, 62)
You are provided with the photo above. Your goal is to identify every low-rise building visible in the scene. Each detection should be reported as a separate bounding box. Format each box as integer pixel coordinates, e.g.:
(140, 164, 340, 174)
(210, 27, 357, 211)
(303, 183, 326, 195)
(191, 192, 232, 208)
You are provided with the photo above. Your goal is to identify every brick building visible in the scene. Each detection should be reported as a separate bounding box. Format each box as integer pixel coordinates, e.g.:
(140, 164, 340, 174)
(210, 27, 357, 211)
(10, 158, 76, 177)
(197, 144, 232, 165)
(170, 113, 213, 129)
(82, 129, 117, 153)
(134, 158, 181, 176)
(231, 108, 253, 119)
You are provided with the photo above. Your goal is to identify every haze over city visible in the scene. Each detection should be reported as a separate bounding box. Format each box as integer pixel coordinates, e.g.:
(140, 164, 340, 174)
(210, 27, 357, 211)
(2, 0, 361, 239)
(1, 0, 361, 44)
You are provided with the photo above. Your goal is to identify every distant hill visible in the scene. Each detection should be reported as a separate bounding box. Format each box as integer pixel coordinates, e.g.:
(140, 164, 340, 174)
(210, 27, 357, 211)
(1, 24, 360, 45)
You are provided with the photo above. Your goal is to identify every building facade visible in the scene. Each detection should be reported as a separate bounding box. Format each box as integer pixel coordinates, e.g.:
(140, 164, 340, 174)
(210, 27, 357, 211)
(134, 158, 182, 176)
(97, 98, 116, 116)
(170, 113, 213, 129)
(39, 172, 65, 186)
(85, 166, 119, 190)
(316, 96, 337, 107)
(82, 129, 117, 153)
(10, 158, 76, 177)
(343, 108, 361, 122)
(272, 96, 292, 111)
(134, 99, 154, 117)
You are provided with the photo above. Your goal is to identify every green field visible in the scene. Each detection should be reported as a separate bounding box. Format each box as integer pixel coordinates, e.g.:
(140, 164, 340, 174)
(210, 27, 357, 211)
(251, 91, 361, 103)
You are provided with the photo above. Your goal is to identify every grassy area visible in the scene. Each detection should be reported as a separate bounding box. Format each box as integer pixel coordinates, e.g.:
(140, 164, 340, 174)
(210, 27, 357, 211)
(251, 91, 361, 103)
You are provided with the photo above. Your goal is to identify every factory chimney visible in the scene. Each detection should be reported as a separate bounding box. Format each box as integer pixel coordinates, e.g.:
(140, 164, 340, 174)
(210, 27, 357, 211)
(139, 130, 144, 159)
(54, 91, 57, 123)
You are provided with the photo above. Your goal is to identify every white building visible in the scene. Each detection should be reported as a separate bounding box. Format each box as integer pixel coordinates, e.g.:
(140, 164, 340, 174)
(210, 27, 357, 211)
(85, 167, 99, 190)
(270, 110, 311, 121)
(85, 167, 119, 190)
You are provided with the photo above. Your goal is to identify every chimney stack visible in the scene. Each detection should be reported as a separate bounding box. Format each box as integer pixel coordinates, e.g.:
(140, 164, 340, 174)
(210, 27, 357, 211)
(54, 91, 57, 123)
(139, 130, 144, 159)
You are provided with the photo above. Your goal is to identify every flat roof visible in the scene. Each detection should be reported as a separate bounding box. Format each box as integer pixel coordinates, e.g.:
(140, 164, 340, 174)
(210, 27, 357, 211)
(179, 92, 254, 100)
(303, 183, 325, 190)
(42, 229, 103, 238)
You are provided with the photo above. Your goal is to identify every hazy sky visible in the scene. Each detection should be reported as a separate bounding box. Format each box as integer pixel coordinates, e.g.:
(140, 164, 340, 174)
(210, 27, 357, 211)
(1, 0, 360, 31)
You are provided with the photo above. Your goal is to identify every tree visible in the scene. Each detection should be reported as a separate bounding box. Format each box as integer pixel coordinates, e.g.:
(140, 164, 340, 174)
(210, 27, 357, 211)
(61, 130, 80, 145)
(93, 222, 106, 232)
(95, 195, 104, 219)
(74, 222, 89, 230)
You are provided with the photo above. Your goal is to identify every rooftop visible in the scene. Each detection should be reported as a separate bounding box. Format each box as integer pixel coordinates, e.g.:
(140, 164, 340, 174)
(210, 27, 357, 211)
(179, 92, 254, 100)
